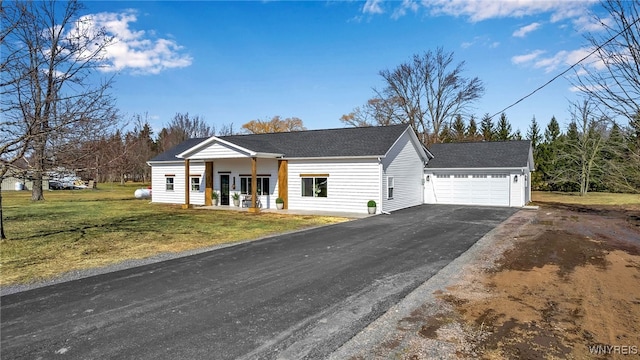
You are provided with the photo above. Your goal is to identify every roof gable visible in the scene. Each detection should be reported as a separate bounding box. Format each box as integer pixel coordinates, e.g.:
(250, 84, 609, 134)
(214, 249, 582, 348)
(426, 140, 533, 169)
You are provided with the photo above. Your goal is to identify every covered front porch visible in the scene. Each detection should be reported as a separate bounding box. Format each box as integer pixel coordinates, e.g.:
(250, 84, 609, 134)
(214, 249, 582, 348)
(176, 137, 289, 212)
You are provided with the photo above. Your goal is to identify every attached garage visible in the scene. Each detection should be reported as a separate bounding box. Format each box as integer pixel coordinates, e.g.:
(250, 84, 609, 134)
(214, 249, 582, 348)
(424, 141, 534, 208)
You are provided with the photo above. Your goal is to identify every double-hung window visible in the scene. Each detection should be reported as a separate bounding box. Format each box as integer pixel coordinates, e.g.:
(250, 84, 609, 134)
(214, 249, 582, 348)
(301, 176, 327, 197)
(190, 176, 200, 192)
(387, 176, 394, 199)
(165, 176, 175, 191)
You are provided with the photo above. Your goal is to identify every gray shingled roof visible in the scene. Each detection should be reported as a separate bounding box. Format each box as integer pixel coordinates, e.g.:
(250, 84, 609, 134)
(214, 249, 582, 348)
(149, 124, 411, 161)
(149, 137, 208, 162)
(426, 140, 532, 168)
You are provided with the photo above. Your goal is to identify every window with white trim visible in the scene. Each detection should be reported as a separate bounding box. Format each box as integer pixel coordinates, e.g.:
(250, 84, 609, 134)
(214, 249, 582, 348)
(165, 176, 174, 191)
(301, 177, 327, 197)
(240, 177, 270, 195)
(190, 176, 200, 191)
(387, 176, 394, 199)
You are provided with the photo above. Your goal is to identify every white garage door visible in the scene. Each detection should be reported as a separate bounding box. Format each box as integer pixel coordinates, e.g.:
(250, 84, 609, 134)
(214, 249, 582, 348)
(431, 173, 510, 206)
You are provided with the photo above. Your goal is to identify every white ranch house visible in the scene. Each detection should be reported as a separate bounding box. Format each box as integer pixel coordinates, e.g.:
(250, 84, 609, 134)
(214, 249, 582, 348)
(148, 125, 534, 214)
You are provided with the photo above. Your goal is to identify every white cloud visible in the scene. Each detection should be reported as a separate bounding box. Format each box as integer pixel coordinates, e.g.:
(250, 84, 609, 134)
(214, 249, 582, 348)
(511, 50, 545, 64)
(363, 0, 384, 15)
(459, 36, 499, 49)
(69, 10, 192, 75)
(513, 22, 541, 37)
(513, 45, 609, 75)
(573, 14, 612, 32)
(392, 0, 420, 20)
(422, 0, 597, 23)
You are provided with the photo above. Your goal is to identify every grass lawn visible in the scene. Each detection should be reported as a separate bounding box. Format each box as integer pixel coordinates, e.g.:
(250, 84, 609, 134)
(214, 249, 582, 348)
(0, 183, 348, 286)
(532, 191, 640, 208)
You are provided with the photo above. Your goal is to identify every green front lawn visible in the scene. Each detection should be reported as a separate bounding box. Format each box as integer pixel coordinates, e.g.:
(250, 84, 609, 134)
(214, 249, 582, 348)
(532, 191, 640, 208)
(0, 183, 347, 286)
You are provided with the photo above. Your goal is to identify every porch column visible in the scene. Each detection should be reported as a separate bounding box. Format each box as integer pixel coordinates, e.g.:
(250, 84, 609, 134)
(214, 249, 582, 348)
(278, 160, 288, 209)
(182, 159, 192, 209)
(204, 161, 213, 206)
(248, 156, 260, 213)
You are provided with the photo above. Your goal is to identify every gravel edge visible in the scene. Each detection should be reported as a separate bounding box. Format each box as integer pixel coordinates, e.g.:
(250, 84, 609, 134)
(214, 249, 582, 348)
(328, 209, 538, 359)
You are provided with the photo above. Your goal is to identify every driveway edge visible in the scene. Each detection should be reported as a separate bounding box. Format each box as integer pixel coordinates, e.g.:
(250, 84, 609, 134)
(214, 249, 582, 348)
(328, 209, 537, 359)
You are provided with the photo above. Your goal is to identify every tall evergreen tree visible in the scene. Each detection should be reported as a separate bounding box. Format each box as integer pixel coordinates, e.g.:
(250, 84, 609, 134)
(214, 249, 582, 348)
(466, 115, 480, 141)
(545, 116, 561, 143)
(451, 114, 466, 142)
(533, 116, 563, 191)
(495, 113, 513, 141)
(439, 122, 453, 143)
(513, 130, 523, 140)
(527, 116, 541, 149)
(480, 113, 494, 141)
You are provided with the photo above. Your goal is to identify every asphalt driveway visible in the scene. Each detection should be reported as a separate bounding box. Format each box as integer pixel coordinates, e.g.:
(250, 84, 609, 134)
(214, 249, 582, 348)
(1, 205, 516, 359)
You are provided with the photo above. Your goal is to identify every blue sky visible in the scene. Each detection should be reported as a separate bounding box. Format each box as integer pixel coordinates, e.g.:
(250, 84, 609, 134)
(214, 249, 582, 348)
(80, 0, 609, 137)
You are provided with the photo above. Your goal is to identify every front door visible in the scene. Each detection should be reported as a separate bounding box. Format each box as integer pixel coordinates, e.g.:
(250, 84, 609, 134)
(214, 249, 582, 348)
(220, 175, 230, 205)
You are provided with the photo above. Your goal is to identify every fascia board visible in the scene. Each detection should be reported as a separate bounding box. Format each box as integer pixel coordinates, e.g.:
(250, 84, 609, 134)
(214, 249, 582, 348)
(424, 167, 529, 172)
(177, 137, 256, 158)
(283, 155, 383, 161)
(254, 152, 284, 158)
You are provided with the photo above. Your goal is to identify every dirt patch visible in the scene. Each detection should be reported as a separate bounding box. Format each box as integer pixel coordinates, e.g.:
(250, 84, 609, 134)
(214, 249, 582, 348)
(376, 204, 640, 359)
(420, 204, 640, 359)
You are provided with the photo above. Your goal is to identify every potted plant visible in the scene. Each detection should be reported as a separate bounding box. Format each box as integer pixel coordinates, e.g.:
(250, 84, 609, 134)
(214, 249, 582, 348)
(232, 192, 241, 207)
(367, 200, 377, 214)
(275, 197, 284, 210)
(212, 191, 219, 206)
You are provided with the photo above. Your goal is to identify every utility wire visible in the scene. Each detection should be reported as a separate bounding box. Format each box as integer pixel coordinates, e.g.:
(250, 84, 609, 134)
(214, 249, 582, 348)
(489, 14, 640, 120)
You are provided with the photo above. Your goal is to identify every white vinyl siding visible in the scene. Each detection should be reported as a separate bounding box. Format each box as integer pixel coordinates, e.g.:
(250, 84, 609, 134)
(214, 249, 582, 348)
(151, 163, 194, 204)
(510, 173, 526, 207)
(381, 131, 425, 213)
(288, 159, 380, 214)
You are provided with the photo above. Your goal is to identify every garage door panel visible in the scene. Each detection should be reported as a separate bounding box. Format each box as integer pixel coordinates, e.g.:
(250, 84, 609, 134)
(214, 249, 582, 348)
(431, 173, 510, 206)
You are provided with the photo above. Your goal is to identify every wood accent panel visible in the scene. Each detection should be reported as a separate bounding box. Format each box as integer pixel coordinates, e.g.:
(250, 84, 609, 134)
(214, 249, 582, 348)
(278, 160, 288, 209)
(205, 161, 213, 206)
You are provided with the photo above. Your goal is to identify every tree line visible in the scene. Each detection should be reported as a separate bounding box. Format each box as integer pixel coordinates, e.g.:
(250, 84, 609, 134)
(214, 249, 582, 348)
(66, 113, 307, 185)
(423, 104, 640, 195)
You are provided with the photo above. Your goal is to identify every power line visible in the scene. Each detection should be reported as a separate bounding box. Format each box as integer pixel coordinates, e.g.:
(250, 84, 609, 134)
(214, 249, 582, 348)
(489, 13, 640, 120)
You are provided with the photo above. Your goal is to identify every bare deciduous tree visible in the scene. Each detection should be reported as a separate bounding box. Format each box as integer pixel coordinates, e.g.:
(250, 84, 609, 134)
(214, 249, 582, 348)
(553, 100, 608, 195)
(340, 97, 404, 127)
(378, 48, 484, 144)
(573, 0, 640, 121)
(242, 116, 306, 134)
(1, 0, 119, 202)
(156, 113, 213, 152)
